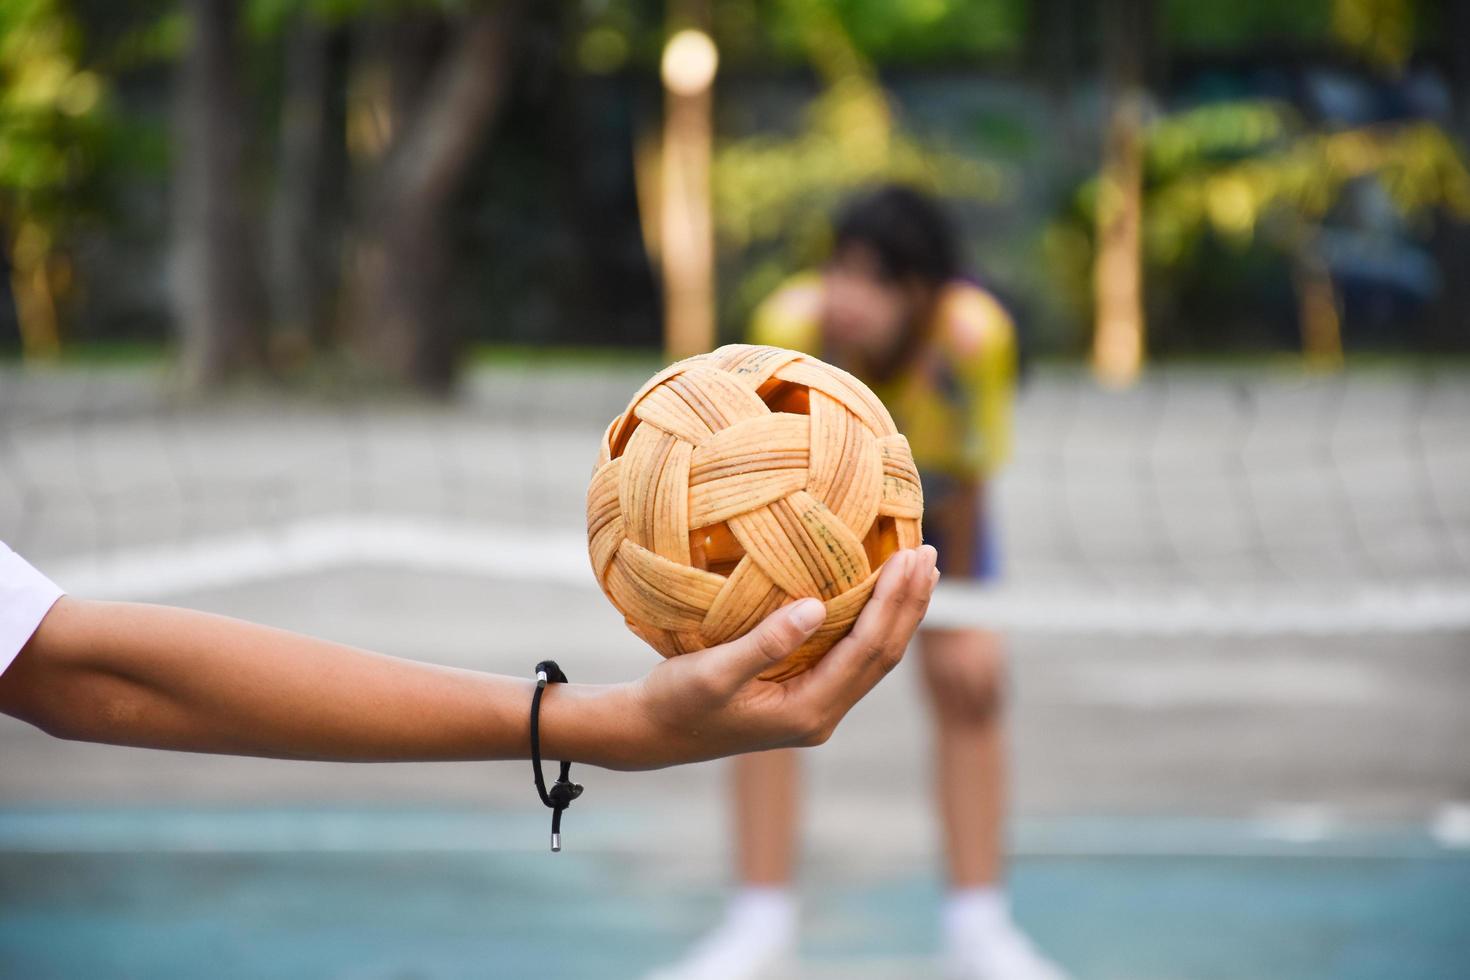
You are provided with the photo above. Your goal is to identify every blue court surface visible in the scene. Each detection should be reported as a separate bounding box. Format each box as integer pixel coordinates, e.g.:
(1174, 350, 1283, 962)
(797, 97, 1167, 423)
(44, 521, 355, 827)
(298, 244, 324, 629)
(2, 808, 1467, 979)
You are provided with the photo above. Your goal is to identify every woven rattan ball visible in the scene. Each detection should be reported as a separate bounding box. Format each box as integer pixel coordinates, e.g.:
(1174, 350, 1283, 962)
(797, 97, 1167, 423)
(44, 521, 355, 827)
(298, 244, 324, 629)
(586, 344, 924, 681)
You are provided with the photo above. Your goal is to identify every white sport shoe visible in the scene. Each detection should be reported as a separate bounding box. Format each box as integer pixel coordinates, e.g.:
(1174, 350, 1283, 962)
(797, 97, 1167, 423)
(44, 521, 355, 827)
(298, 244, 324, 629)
(643, 927, 795, 980)
(643, 891, 798, 980)
(943, 921, 1069, 980)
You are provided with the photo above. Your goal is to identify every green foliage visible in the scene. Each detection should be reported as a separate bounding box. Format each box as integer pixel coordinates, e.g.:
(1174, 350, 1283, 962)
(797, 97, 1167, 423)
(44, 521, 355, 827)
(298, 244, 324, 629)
(712, 39, 1003, 335)
(1166, 0, 1428, 70)
(245, 0, 475, 36)
(570, 0, 661, 75)
(1163, 0, 1333, 48)
(1047, 97, 1470, 350)
(1330, 0, 1416, 70)
(568, 0, 1025, 76)
(0, 0, 109, 217)
(0, 0, 121, 354)
(1125, 101, 1466, 265)
(107, 9, 185, 67)
(715, 84, 1000, 251)
(761, 0, 1024, 65)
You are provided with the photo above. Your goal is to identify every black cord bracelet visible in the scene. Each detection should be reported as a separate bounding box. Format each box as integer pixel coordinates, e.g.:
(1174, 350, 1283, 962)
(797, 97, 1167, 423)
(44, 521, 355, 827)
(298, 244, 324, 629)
(529, 660, 583, 852)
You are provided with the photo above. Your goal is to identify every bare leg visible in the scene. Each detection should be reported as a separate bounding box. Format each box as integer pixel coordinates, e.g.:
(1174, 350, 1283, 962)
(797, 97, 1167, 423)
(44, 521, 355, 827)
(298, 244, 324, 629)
(920, 626, 1007, 887)
(920, 627, 1065, 978)
(733, 747, 802, 885)
(641, 750, 802, 977)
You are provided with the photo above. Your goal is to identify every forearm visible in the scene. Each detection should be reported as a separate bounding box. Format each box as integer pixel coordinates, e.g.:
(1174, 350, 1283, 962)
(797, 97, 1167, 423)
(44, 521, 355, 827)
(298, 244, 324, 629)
(0, 597, 640, 766)
(0, 543, 938, 772)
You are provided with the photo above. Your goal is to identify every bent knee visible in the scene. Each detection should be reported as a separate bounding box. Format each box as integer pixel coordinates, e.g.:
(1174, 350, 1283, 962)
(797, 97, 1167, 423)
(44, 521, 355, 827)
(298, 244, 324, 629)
(921, 630, 1007, 724)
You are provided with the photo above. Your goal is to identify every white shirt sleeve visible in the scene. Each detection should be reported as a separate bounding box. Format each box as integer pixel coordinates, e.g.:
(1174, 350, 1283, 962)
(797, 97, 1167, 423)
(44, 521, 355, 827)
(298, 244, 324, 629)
(0, 541, 64, 677)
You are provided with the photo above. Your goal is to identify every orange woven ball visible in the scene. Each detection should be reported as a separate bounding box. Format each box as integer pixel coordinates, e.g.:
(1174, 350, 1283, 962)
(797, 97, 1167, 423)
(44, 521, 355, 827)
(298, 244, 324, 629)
(586, 344, 924, 681)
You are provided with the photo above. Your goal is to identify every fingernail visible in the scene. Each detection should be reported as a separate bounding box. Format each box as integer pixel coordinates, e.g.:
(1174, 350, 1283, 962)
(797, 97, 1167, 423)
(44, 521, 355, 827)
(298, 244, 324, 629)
(790, 598, 825, 632)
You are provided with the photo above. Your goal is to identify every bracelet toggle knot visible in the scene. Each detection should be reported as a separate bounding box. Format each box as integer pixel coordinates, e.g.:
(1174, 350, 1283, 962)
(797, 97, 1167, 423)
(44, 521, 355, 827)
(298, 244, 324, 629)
(529, 660, 583, 852)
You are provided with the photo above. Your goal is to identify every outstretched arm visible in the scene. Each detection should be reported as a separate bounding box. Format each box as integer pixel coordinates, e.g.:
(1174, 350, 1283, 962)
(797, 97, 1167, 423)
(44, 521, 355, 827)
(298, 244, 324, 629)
(0, 546, 937, 771)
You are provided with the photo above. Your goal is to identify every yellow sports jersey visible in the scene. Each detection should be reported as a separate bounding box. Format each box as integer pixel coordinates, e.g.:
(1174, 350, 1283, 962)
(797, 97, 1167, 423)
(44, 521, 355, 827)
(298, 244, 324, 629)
(750, 272, 1016, 479)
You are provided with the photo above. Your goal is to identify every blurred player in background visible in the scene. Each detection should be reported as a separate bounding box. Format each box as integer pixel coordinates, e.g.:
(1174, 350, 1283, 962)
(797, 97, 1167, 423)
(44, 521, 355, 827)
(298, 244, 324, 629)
(649, 185, 1064, 980)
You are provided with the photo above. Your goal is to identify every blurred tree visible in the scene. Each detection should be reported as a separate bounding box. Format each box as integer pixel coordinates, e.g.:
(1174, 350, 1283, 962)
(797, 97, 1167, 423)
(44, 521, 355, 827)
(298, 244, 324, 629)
(658, 12, 719, 360)
(1331, 0, 1414, 71)
(1025, 0, 1088, 161)
(7, 0, 1467, 376)
(1444, 0, 1470, 135)
(467, 2, 661, 349)
(708, 0, 1000, 335)
(1047, 0, 1470, 364)
(267, 7, 346, 362)
(729, 0, 1025, 66)
(1092, 0, 1156, 386)
(0, 0, 108, 360)
(1052, 102, 1470, 360)
(1161, 0, 1331, 48)
(1431, 0, 1470, 351)
(338, 0, 522, 393)
(172, 0, 268, 385)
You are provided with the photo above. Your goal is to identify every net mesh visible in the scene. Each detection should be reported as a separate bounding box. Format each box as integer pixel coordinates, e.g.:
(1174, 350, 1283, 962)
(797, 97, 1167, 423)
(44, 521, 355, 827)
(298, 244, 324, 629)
(3, 361, 1467, 636)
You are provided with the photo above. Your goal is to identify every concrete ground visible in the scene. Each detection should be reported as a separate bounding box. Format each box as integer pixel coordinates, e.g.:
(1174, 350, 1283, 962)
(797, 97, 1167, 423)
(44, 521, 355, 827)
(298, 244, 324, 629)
(1, 361, 1467, 978)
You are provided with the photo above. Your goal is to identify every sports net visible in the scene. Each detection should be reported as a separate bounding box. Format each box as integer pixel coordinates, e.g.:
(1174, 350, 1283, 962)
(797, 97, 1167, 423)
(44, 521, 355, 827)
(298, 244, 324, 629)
(2, 360, 1467, 636)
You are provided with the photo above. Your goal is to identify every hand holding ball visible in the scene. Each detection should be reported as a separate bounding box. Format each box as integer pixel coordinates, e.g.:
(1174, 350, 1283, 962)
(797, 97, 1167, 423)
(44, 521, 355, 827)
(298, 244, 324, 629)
(586, 345, 924, 681)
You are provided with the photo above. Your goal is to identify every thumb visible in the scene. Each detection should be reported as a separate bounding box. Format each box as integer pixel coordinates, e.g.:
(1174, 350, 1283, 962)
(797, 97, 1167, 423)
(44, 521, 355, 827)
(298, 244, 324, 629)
(708, 598, 826, 690)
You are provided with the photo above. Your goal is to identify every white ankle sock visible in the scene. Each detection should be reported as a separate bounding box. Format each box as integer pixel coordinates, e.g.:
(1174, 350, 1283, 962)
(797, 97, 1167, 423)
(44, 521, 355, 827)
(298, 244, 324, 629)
(723, 886, 797, 943)
(943, 886, 1010, 947)
(645, 887, 798, 979)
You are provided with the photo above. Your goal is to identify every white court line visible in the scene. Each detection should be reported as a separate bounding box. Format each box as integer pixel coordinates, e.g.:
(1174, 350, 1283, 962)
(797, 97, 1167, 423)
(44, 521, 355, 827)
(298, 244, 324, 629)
(0, 809, 1460, 859)
(43, 513, 1470, 636)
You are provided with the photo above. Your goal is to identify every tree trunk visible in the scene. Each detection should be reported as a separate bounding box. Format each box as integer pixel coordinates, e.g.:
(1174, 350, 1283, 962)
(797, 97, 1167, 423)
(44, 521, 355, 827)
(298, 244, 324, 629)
(6, 225, 62, 361)
(1091, 0, 1154, 387)
(269, 15, 346, 360)
(172, 0, 268, 387)
(1025, 0, 1087, 163)
(343, 2, 520, 393)
(1430, 0, 1470, 351)
(1292, 233, 1344, 370)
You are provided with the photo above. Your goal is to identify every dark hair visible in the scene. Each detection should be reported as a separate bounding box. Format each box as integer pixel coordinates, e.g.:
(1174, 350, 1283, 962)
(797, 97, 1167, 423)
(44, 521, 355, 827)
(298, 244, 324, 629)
(831, 184, 961, 288)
